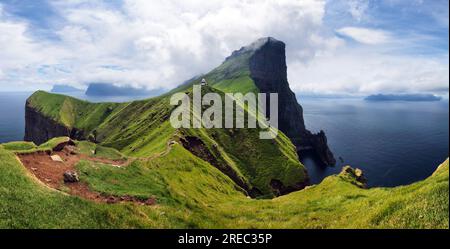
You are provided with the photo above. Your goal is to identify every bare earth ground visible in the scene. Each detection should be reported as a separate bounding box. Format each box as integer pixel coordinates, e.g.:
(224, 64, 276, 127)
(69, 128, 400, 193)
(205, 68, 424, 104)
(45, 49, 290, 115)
(17, 145, 156, 205)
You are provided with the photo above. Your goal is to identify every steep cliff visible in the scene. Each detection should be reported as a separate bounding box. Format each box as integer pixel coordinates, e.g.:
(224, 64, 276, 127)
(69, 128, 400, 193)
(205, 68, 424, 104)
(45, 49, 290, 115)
(24, 91, 120, 145)
(24, 102, 86, 145)
(210, 37, 336, 165)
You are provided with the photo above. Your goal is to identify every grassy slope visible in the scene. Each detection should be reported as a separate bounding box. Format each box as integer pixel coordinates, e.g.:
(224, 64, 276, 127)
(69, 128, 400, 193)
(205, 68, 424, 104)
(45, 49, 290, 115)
(27, 91, 122, 130)
(26, 86, 305, 197)
(75, 140, 127, 160)
(0, 143, 447, 228)
(213, 159, 449, 228)
(0, 146, 187, 228)
(204, 52, 257, 94)
(2, 137, 69, 153)
(167, 51, 256, 95)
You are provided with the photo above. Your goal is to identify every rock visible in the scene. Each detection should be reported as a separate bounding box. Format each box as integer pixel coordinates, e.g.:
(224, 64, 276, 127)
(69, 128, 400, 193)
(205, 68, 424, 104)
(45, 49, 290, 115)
(354, 168, 367, 184)
(342, 166, 353, 174)
(340, 166, 367, 188)
(50, 155, 63, 162)
(106, 196, 118, 204)
(145, 197, 157, 206)
(355, 168, 363, 177)
(311, 130, 336, 166)
(87, 134, 96, 143)
(63, 171, 79, 183)
(270, 178, 309, 196)
(52, 139, 76, 152)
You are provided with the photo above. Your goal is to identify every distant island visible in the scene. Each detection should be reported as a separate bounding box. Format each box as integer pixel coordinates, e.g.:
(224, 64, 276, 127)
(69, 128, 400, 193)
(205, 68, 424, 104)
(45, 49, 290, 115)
(51, 84, 83, 93)
(365, 93, 442, 102)
(85, 83, 164, 97)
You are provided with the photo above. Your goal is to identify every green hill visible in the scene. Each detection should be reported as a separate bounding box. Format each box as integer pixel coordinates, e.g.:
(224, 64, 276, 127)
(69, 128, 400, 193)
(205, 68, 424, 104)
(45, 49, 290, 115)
(25, 85, 307, 198)
(0, 142, 447, 228)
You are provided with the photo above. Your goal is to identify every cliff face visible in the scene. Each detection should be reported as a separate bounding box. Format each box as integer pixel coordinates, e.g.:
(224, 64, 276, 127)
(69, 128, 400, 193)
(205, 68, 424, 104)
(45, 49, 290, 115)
(247, 37, 336, 165)
(24, 101, 86, 145)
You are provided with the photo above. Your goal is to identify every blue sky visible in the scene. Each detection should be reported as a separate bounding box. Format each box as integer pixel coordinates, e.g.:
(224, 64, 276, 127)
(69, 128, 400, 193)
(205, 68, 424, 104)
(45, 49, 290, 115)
(0, 0, 448, 96)
(326, 0, 448, 55)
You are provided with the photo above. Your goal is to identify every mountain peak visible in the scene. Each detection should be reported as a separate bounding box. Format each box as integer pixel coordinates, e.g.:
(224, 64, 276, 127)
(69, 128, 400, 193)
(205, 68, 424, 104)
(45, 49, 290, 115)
(247, 36, 284, 50)
(225, 37, 285, 61)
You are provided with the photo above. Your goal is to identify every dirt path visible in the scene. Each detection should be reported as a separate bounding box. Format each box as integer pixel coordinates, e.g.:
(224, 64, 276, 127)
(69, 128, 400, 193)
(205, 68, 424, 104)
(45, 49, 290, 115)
(17, 146, 156, 205)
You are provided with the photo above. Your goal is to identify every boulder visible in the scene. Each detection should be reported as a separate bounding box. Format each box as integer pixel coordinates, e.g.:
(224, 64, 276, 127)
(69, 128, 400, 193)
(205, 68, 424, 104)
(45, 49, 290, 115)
(145, 197, 157, 206)
(354, 168, 367, 184)
(52, 139, 76, 152)
(63, 171, 79, 183)
(340, 166, 367, 188)
(50, 155, 63, 162)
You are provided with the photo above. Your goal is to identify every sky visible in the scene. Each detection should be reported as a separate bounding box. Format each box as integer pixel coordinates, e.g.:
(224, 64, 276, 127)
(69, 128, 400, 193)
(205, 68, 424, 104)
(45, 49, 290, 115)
(0, 0, 448, 96)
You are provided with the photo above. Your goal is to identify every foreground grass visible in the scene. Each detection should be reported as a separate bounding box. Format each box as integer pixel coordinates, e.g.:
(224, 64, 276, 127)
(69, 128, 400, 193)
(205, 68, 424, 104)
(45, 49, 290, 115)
(212, 159, 449, 228)
(0, 147, 195, 228)
(1, 142, 447, 228)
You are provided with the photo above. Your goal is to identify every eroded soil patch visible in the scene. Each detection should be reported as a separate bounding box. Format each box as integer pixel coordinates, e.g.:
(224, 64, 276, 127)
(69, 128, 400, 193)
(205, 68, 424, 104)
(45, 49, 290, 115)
(17, 145, 156, 205)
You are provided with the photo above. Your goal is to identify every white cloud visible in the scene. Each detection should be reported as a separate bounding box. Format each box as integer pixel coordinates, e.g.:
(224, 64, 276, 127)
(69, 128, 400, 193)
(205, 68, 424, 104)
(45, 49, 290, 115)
(0, 10, 55, 90)
(288, 48, 449, 95)
(336, 27, 392, 45)
(0, 0, 448, 96)
(0, 0, 333, 91)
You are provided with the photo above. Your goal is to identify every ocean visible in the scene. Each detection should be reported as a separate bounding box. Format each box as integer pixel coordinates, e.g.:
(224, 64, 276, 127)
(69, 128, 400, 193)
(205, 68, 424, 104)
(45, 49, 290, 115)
(300, 97, 449, 187)
(0, 92, 448, 187)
